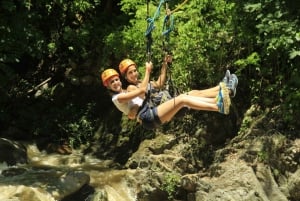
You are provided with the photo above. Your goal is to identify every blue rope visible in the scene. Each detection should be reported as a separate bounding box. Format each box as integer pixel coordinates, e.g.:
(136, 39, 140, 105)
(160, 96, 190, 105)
(162, 14, 174, 36)
(145, 0, 166, 37)
(145, 0, 175, 60)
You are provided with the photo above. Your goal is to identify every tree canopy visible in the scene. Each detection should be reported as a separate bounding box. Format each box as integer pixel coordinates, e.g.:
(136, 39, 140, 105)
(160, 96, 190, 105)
(1, 0, 299, 146)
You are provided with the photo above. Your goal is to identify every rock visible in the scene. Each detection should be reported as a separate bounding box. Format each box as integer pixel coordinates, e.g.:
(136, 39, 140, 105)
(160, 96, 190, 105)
(87, 189, 108, 201)
(0, 138, 27, 165)
(46, 143, 73, 155)
(280, 169, 300, 201)
(255, 164, 288, 201)
(198, 159, 271, 201)
(52, 171, 90, 199)
(125, 133, 182, 170)
(181, 174, 199, 192)
(2, 167, 27, 177)
(0, 169, 90, 201)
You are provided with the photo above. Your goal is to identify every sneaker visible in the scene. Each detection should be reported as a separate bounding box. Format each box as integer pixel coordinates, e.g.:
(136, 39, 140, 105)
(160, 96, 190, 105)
(216, 89, 224, 114)
(227, 74, 238, 97)
(219, 82, 231, 114)
(222, 70, 231, 83)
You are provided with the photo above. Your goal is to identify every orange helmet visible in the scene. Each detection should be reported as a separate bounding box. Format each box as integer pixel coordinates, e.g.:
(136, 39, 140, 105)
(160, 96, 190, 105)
(101, 68, 119, 87)
(119, 59, 136, 76)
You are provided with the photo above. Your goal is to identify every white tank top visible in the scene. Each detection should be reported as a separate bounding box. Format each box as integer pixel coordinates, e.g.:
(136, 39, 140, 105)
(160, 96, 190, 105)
(112, 93, 144, 115)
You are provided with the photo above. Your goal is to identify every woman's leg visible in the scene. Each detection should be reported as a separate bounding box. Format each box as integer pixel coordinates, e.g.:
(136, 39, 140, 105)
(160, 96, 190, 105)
(186, 95, 217, 104)
(156, 94, 219, 123)
(186, 85, 220, 98)
(186, 70, 231, 98)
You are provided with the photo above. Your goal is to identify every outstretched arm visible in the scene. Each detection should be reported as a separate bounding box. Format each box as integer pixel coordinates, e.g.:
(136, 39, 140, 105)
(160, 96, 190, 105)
(129, 61, 153, 92)
(152, 54, 172, 89)
(119, 61, 152, 103)
(140, 61, 152, 88)
(117, 87, 146, 103)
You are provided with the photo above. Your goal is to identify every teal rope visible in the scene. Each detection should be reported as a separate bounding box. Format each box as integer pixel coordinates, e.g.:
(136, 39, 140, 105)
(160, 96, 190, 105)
(145, 0, 167, 61)
(162, 14, 174, 36)
(145, 0, 166, 37)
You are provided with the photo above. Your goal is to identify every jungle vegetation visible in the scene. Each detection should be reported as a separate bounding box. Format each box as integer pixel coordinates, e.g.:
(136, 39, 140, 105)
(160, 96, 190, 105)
(0, 0, 299, 148)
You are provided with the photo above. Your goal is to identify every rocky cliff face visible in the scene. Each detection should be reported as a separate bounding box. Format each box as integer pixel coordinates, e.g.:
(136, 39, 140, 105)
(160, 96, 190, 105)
(120, 105, 300, 201)
(0, 105, 299, 201)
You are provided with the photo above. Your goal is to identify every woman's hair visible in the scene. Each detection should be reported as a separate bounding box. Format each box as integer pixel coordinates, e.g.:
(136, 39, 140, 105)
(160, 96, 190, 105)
(120, 76, 131, 89)
(107, 89, 119, 97)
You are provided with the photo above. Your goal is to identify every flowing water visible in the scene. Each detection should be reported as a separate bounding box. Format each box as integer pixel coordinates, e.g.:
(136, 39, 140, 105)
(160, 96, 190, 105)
(0, 143, 138, 201)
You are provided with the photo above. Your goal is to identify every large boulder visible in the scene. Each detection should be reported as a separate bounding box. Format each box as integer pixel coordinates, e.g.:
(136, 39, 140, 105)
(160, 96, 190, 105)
(0, 138, 27, 165)
(0, 169, 90, 201)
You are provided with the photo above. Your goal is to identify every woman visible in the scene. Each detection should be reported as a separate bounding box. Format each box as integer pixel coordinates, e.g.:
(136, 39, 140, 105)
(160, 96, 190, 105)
(119, 55, 173, 106)
(118, 57, 238, 102)
(119, 55, 171, 91)
(101, 61, 231, 130)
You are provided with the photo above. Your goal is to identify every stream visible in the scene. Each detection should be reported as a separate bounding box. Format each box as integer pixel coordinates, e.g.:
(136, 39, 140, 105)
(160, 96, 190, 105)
(0, 143, 138, 201)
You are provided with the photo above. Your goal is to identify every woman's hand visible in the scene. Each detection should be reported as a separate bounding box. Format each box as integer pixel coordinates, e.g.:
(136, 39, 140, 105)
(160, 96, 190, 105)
(128, 106, 139, 120)
(145, 61, 153, 73)
(164, 54, 172, 64)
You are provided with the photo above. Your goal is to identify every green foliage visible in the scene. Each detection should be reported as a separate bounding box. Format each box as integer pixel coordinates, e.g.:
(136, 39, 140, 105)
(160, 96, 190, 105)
(234, 52, 261, 72)
(161, 172, 181, 200)
(0, 6, 45, 62)
(284, 86, 300, 129)
(58, 103, 95, 148)
(257, 150, 269, 162)
(239, 115, 253, 136)
(37, 100, 97, 148)
(111, 0, 236, 91)
(234, 0, 300, 129)
(70, 0, 100, 12)
(1, 0, 300, 146)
